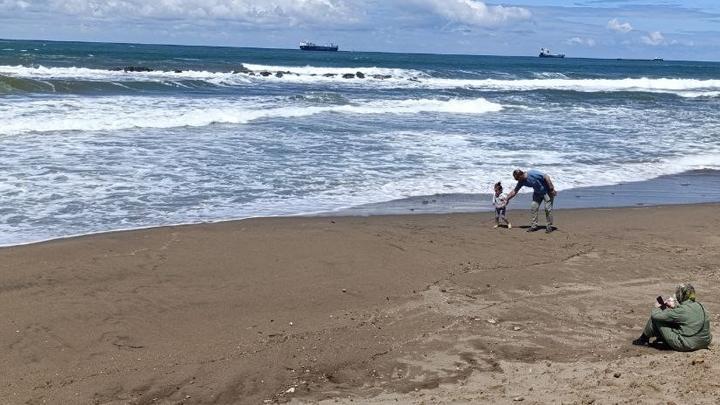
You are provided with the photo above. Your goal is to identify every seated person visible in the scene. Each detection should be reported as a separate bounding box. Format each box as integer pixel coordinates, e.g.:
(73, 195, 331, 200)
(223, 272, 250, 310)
(633, 283, 712, 351)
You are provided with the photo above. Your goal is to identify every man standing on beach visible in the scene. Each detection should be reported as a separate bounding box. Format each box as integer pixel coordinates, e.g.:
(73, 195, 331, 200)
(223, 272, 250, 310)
(505, 169, 557, 233)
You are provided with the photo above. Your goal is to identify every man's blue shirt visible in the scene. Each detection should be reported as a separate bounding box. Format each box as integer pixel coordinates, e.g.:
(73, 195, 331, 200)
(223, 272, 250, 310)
(514, 169, 549, 195)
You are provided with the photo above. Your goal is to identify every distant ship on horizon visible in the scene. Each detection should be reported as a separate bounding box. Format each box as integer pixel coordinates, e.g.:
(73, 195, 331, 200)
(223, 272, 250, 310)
(299, 41, 339, 52)
(539, 48, 565, 58)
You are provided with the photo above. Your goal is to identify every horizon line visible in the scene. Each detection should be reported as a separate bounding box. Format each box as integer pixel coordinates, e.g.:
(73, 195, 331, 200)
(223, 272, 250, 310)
(1, 36, 718, 63)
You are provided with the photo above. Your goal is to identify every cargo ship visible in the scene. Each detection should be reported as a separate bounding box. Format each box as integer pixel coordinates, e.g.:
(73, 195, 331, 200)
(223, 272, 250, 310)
(299, 41, 339, 52)
(539, 48, 565, 58)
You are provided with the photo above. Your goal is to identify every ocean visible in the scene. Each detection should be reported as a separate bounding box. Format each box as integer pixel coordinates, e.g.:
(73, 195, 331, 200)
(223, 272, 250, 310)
(1, 39, 719, 245)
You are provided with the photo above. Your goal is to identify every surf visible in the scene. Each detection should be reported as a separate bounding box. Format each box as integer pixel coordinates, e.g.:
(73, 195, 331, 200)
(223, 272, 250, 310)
(0, 96, 503, 136)
(3, 63, 720, 97)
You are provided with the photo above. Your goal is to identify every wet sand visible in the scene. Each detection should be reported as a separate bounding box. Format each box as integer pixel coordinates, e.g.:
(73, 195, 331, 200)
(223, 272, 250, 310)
(1, 204, 719, 404)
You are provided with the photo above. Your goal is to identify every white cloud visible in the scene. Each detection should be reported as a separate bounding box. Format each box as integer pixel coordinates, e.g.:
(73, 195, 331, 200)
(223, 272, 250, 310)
(40, 0, 359, 26)
(409, 0, 531, 27)
(0, 0, 30, 10)
(641, 31, 665, 46)
(607, 18, 632, 33)
(2, 1, 529, 30)
(567, 37, 596, 47)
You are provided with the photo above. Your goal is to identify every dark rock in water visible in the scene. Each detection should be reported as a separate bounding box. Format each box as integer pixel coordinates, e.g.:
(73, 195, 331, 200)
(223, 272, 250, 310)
(408, 77, 420, 82)
(342, 73, 355, 79)
(123, 66, 154, 72)
(232, 65, 252, 74)
(260, 71, 272, 77)
(173, 69, 183, 73)
(323, 73, 336, 77)
(248, 72, 255, 76)
(275, 72, 284, 78)
(355, 71, 365, 79)
(372, 74, 392, 80)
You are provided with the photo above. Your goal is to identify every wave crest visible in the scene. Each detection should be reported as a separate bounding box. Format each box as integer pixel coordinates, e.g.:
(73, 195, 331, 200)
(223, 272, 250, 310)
(1, 97, 503, 136)
(3, 64, 720, 97)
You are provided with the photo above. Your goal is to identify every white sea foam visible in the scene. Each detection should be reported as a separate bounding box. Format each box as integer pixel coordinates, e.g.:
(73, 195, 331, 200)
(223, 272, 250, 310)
(0, 123, 718, 246)
(0, 96, 503, 136)
(3, 64, 720, 96)
(675, 91, 720, 98)
(531, 72, 570, 79)
(228, 64, 720, 96)
(241, 63, 424, 78)
(354, 140, 720, 202)
(0, 64, 251, 84)
(419, 77, 720, 96)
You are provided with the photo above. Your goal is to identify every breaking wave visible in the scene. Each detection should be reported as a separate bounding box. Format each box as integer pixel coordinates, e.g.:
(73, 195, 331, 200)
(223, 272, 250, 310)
(241, 63, 425, 78)
(0, 97, 503, 136)
(2, 64, 720, 97)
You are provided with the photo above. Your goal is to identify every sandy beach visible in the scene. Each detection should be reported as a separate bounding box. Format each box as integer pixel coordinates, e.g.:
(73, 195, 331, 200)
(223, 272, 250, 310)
(1, 204, 719, 404)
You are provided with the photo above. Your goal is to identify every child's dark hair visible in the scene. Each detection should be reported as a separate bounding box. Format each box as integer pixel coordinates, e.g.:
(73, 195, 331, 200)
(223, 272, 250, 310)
(494, 181, 503, 192)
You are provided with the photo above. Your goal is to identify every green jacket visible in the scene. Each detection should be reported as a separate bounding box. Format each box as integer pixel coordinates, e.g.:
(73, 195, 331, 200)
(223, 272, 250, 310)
(651, 301, 712, 351)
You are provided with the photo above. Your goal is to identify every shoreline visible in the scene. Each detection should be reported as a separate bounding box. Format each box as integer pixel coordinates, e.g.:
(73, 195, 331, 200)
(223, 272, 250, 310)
(2, 169, 719, 249)
(1, 204, 719, 404)
(3, 201, 719, 250)
(331, 169, 720, 216)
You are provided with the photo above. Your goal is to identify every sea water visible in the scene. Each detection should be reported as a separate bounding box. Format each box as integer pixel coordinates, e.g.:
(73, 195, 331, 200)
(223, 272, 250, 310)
(1, 39, 719, 245)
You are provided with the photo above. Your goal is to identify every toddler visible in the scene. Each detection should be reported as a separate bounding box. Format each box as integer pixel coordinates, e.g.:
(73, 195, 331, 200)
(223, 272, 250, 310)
(492, 181, 512, 229)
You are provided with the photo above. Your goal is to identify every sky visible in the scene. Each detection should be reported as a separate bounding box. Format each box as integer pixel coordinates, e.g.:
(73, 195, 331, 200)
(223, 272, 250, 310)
(0, 0, 719, 60)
